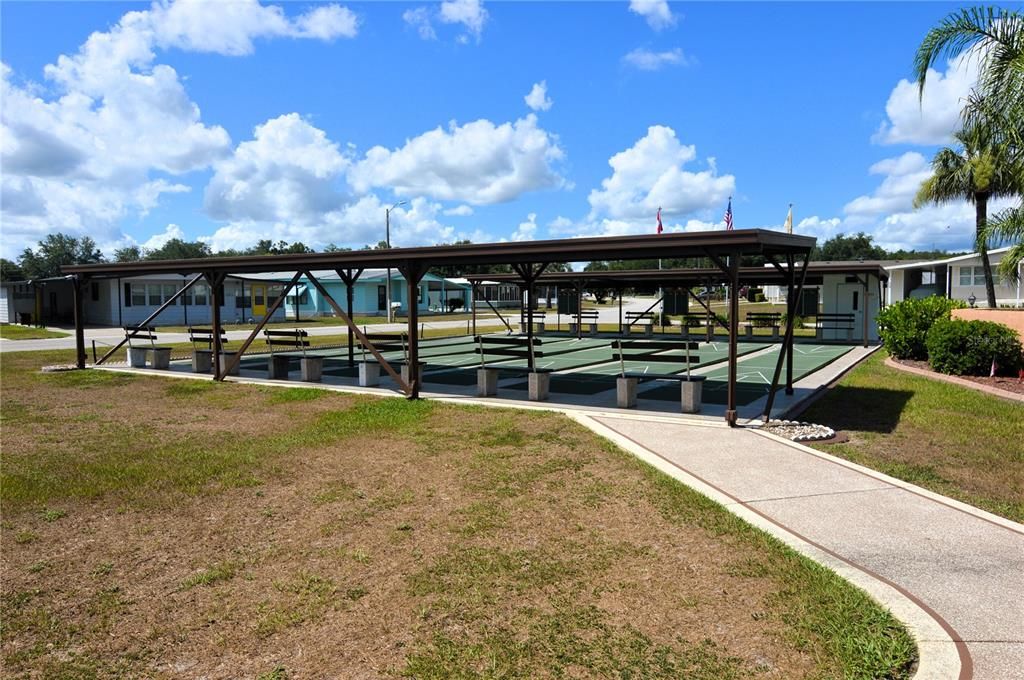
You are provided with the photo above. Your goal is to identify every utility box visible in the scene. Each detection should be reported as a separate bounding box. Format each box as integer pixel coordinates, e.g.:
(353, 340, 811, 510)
(663, 290, 689, 315)
(557, 289, 579, 315)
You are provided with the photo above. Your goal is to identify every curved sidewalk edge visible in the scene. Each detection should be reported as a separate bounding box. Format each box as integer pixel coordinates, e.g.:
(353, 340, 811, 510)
(569, 412, 964, 680)
(884, 357, 1024, 403)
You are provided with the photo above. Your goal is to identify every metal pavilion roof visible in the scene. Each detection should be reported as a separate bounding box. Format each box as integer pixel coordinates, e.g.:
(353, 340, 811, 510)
(62, 229, 815, 279)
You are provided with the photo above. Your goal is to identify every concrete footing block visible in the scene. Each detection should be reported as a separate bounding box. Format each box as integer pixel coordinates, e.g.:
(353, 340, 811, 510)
(359, 362, 380, 387)
(218, 351, 239, 376)
(401, 362, 426, 385)
(192, 350, 212, 373)
(268, 355, 291, 380)
(528, 372, 550, 401)
(680, 376, 706, 414)
(300, 357, 323, 383)
(477, 368, 499, 396)
(149, 348, 171, 370)
(616, 377, 638, 408)
(127, 347, 147, 368)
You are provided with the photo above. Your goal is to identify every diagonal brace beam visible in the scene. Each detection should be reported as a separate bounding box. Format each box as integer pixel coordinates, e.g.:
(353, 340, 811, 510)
(220, 272, 303, 379)
(303, 270, 412, 394)
(97, 273, 204, 365)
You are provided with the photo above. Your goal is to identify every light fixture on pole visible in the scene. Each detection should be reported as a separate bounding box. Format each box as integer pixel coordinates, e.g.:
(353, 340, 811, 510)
(968, 292, 977, 308)
(385, 200, 407, 323)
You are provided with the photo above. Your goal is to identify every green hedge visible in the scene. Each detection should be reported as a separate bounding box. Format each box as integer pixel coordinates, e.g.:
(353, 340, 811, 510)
(877, 296, 965, 360)
(926, 318, 1024, 376)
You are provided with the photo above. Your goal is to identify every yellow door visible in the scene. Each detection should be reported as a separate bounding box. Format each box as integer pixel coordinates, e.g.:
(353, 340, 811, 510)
(251, 284, 267, 318)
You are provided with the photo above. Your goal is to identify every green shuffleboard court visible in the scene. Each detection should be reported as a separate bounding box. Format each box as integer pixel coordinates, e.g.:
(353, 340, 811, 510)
(502, 341, 764, 395)
(642, 343, 853, 406)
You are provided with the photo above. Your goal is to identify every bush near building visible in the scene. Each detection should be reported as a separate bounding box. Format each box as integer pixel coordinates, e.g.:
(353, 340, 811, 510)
(926, 318, 1024, 376)
(877, 296, 965, 360)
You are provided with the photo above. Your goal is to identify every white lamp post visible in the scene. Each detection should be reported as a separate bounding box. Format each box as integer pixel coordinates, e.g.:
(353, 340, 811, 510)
(385, 200, 407, 323)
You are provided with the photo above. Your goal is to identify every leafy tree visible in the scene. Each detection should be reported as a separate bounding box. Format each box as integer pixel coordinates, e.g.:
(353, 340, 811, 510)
(915, 120, 1022, 306)
(810, 233, 888, 261)
(245, 239, 314, 256)
(19, 233, 104, 279)
(323, 243, 352, 252)
(113, 245, 143, 262)
(914, 7, 1024, 149)
(984, 205, 1024, 282)
(145, 238, 212, 261)
(1, 258, 25, 281)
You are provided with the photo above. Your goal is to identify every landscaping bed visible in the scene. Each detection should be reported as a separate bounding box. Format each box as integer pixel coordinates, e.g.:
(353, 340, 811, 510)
(0, 349, 914, 678)
(892, 357, 1024, 398)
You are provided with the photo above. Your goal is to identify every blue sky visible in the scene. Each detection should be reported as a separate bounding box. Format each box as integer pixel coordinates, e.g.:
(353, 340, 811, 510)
(1, 1, 1013, 261)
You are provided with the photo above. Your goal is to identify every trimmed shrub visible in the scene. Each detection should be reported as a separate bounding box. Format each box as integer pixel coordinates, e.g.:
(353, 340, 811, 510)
(925, 318, 1024, 376)
(876, 296, 965, 360)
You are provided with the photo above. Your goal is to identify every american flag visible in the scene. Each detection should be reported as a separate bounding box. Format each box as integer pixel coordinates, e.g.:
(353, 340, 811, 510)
(724, 198, 733, 231)
(656, 207, 663, 234)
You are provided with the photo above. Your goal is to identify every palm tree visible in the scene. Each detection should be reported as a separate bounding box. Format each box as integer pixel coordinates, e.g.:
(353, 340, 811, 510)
(915, 120, 1021, 307)
(914, 6, 1024, 136)
(985, 204, 1024, 283)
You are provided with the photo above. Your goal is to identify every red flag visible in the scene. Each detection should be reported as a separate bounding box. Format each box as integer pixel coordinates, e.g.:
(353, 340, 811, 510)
(656, 207, 663, 234)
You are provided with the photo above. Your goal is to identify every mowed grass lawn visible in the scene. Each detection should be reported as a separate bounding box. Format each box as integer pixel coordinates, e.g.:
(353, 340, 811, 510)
(804, 351, 1024, 523)
(0, 325, 69, 340)
(1, 350, 914, 678)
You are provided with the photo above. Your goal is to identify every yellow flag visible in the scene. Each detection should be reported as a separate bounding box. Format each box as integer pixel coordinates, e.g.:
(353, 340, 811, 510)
(784, 204, 793, 234)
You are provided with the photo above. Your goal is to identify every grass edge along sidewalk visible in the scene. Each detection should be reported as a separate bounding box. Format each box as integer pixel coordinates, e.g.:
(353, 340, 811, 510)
(803, 350, 1024, 524)
(0, 347, 915, 678)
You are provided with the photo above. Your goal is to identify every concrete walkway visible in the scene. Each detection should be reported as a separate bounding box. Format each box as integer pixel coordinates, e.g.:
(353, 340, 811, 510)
(577, 413, 1024, 680)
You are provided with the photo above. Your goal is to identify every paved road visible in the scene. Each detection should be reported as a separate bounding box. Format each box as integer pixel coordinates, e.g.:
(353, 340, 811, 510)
(580, 414, 1023, 680)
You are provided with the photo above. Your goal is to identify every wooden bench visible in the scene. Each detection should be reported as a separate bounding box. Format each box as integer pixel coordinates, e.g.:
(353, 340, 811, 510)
(624, 311, 655, 336)
(814, 313, 856, 342)
(125, 326, 173, 370)
(570, 309, 599, 335)
(473, 335, 551, 400)
(356, 332, 421, 387)
(745, 312, 782, 340)
(680, 314, 714, 341)
(188, 326, 228, 373)
(264, 329, 323, 382)
(611, 339, 704, 413)
(520, 309, 547, 334)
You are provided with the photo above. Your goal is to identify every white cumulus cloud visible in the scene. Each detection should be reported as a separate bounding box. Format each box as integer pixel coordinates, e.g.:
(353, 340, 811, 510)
(629, 0, 677, 31)
(623, 47, 688, 71)
(588, 125, 734, 222)
(349, 114, 566, 205)
(405, 0, 488, 43)
(204, 113, 350, 224)
(524, 81, 553, 112)
(873, 56, 976, 146)
(0, 0, 358, 258)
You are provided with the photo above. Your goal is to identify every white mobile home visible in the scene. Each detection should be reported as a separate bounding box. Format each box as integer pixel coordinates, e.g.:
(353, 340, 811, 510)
(885, 247, 1022, 307)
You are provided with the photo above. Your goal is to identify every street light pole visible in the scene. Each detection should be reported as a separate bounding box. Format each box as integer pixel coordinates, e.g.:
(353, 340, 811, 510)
(385, 200, 407, 323)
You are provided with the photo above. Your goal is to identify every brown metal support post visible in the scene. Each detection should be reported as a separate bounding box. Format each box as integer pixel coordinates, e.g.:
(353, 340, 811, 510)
(471, 282, 477, 337)
(726, 254, 740, 426)
(576, 280, 583, 340)
(222, 272, 303, 377)
(763, 256, 810, 421)
(617, 288, 623, 335)
(73, 275, 87, 369)
(208, 272, 226, 381)
(863, 277, 870, 348)
(336, 268, 362, 367)
(400, 261, 428, 399)
(96, 273, 204, 365)
(786, 254, 795, 394)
